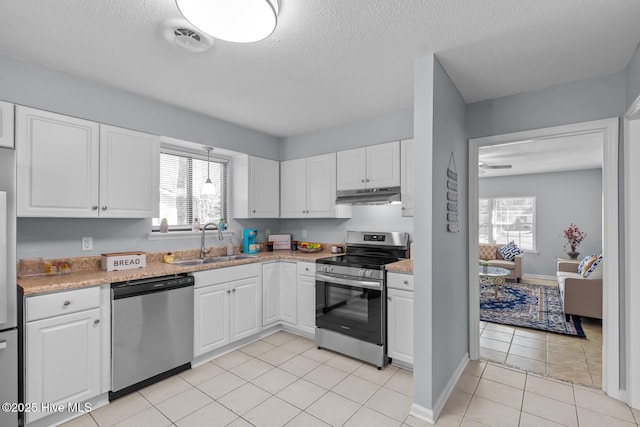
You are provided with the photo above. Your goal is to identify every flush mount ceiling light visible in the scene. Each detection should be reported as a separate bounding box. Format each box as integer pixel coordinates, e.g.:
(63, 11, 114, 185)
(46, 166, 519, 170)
(175, 0, 279, 43)
(201, 147, 216, 197)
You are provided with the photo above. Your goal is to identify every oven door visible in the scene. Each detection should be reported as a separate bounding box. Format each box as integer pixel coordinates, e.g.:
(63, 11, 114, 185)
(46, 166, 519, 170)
(315, 272, 384, 345)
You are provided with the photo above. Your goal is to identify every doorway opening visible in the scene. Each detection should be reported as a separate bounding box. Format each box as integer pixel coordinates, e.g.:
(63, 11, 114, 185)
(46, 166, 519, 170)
(468, 118, 620, 398)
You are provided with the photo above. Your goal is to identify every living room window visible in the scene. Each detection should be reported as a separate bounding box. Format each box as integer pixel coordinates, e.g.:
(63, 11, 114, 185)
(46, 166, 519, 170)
(152, 148, 228, 231)
(479, 197, 536, 251)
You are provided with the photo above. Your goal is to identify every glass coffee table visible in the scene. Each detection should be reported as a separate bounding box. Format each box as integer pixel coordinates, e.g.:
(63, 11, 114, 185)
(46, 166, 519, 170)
(479, 266, 511, 297)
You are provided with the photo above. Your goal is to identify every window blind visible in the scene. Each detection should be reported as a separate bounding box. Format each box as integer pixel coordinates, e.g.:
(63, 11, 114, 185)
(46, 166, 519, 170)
(154, 148, 228, 230)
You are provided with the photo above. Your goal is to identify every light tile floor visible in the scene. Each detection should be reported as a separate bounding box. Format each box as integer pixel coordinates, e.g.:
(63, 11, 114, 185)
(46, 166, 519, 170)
(479, 279, 603, 388)
(61, 331, 636, 427)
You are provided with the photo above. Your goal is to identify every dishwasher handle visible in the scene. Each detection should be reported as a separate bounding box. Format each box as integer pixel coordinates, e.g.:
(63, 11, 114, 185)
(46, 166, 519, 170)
(111, 275, 194, 300)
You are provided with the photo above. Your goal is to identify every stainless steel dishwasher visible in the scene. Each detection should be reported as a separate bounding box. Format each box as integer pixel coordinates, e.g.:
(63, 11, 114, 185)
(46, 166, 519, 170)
(110, 274, 194, 400)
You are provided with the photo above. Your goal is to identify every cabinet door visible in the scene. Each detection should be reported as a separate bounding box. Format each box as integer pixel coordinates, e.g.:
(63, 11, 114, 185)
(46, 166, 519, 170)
(26, 308, 101, 423)
(99, 125, 160, 218)
(0, 101, 14, 148)
(367, 141, 400, 188)
(250, 157, 279, 218)
(296, 274, 316, 336)
(279, 262, 297, 325)
(400, 139, 415, 217)
(262, 263, 280, 326)
(280, 158, 307, 218)
(336, 147, 366, 191)
(231, 277, 261, 341)
(306, 153, 337, 217)
(387, 288, 414, 365)
(194, 284, 230, 357)
(16, 106, 100, 217)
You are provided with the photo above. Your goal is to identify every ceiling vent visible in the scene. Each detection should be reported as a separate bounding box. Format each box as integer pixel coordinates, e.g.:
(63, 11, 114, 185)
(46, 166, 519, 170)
(161, 18, 213, 53)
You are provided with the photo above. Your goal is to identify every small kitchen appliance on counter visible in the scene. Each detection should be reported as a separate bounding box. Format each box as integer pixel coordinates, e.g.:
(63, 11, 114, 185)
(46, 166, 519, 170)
(315, 231, 410, 369)
(243, 228, 258, 254)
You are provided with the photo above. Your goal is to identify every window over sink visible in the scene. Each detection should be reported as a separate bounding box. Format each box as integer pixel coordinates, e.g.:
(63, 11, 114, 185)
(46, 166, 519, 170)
(152, 147, 228, 231)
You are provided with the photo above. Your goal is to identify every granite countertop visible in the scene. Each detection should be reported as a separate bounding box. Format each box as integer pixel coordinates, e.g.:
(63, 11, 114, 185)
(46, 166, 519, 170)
(18, 249, 337, 296)
(385, 259, 413, 273)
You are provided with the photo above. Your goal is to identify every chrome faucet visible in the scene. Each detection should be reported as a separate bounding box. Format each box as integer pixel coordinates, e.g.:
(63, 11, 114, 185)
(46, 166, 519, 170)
(200, 222, 223, 258)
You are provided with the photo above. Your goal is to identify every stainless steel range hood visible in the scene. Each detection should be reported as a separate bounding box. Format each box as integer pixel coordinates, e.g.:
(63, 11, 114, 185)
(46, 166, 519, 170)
(335, 187, 401, 205)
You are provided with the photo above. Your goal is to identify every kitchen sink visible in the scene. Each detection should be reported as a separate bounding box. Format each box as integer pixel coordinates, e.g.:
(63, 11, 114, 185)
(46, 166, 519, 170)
(170, 254, 259, 266)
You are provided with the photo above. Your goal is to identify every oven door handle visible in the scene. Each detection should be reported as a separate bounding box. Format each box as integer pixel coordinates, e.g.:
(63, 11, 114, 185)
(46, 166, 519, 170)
(315, 272, 382, 290)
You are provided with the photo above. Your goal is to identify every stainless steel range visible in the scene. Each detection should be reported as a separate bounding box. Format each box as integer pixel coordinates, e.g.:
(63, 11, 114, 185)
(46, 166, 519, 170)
(315, 231, 409, 369)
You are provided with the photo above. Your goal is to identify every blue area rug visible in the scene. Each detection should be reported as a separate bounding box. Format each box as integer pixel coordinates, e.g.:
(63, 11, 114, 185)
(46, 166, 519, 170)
(480, 282, 585, 337)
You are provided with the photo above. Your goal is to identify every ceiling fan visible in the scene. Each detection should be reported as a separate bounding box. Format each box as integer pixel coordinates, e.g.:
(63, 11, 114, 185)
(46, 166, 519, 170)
(478, 162, 512, 174)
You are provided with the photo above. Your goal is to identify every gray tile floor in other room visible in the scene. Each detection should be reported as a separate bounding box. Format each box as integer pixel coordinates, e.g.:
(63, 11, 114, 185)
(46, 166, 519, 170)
(61, 331, 640, 427)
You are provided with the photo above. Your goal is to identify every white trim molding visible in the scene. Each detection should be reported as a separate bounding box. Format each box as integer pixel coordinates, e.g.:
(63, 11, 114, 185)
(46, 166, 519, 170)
(468, 118, 620, 400)
(624, 94, 640, 409)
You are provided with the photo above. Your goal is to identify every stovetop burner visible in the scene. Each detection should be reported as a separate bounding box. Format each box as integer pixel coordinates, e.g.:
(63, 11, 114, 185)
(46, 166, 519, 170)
(315, 231, 410, 270)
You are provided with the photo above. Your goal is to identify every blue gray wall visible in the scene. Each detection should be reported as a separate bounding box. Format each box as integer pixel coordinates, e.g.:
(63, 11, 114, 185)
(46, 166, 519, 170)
(279, 108, 413, 160)
(626, 43, 640, 109)
(480, 169, 603, 276)
(412, 54, 469, 416)
(430, 57, 469, 408)
(467, 72, 625, 139)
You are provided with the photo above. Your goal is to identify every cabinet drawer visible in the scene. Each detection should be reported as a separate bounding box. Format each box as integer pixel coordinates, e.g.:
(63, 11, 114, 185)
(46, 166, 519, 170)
(193, 263, 261, 287)
(26, 286, 101, 322)
(387, 273, 414, 291)
(297, 262, 315, 277)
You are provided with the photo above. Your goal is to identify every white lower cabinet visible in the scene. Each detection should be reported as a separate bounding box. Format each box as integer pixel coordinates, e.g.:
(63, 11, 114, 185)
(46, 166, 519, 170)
(193, 264, 261, 358)
(280, 262, 297, 325)
(262, 263, 280, 326)
(24, 285, 109, 424)
(262, 262, 297, 327)
(296, 262, 316, 336)
(194, 284, 230, 356)
(387, 273, 414, 366)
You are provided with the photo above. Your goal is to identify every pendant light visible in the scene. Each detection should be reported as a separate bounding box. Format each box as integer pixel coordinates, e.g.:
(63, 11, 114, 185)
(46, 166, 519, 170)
(201, 147, 216, 197)
(175, 0, 279, 43)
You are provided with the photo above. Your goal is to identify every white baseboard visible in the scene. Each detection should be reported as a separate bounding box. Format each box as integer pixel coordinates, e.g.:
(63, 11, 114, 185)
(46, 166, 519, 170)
(523, 273, 556, 281)
(409, 353, 469, 425)
(409, 403, 435, 424)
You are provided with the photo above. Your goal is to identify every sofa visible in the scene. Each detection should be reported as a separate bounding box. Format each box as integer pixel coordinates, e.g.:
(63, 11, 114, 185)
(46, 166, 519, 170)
(557, 258, 602, 320)
(479, 244, 523, 282)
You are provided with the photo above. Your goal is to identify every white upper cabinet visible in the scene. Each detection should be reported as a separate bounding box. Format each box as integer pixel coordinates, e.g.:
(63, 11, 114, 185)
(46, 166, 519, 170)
(15, 106, 160, 218)
(280, 157, 306, 218)
(400, 138, 415, 217)
(16, 106, 100, 217)
(232, 155, 280, 218)
(336, 141, 400, 191)
(0, 101, 14, 148)
(99, 125, 159, 218)
(281, 153, 351, 218)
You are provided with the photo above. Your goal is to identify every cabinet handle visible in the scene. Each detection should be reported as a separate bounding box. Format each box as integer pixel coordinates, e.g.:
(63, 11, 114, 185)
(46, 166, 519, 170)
(227, 290, 231, 294)
(305, 268, 309, 271)
(253, 210, 256, 213)
(361, 179, 365, 183)
(102, 206, 107, 211)
(232, 288, 236, 293)
(92, 205, 98, 210)
(403, 280, 409, 285)
(63, 301, 71, 306)
(387, 296, 392, 301)
(401, 207, 406, 210)
(366, 178, 370, 182)
(94, 319, 100, 325)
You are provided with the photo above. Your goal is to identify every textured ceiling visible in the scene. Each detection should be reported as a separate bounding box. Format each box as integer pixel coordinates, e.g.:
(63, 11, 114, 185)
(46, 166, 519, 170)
(478, 132, 603, 178)
(0, 1, 639, 137)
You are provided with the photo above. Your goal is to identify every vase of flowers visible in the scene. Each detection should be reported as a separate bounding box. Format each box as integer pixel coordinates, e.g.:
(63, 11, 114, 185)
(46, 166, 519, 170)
(563, 223, 586, 259)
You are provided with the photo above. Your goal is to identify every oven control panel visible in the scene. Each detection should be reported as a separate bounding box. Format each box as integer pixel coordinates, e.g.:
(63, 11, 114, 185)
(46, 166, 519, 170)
(363, 234, 386, 242)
